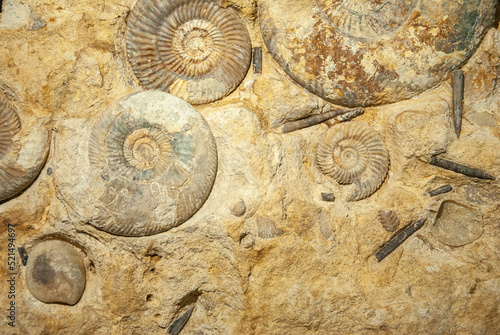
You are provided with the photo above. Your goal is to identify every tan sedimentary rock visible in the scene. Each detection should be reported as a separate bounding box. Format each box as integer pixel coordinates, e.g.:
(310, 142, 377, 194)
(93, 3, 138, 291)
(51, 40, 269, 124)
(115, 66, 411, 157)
(0, 1, 499, 334)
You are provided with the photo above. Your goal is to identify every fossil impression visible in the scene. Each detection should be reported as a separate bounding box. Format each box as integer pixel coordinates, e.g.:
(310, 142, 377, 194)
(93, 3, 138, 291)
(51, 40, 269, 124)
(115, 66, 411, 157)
(378, 210, 400, 232)
(0, 95, 49, 202)
(316, 122, 389, 201)
(26, 240, 86, 305)
(259, 0, 497, 107)
(53, 91, 217, 236)
(126, 0, 251, 105)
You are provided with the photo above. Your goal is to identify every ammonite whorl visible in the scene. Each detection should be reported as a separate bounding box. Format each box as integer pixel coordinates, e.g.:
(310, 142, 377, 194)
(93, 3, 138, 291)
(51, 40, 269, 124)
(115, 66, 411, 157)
(53, 91, 217, 237)
(126, 0, 251, 105)
(0, 95, 49, 202)
(317, 122, 389, 201)
(259, 0, 497, 107)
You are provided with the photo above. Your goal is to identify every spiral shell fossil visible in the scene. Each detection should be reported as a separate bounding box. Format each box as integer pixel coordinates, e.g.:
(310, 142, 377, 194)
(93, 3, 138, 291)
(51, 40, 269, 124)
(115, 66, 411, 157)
(378, 210, 400, 232)
(126, 0, 251, 105)
(0, 95, 49, 202)
(259, 0, 497, 107)
(316, 122, 389, 201)
(53, 91, 217, 236)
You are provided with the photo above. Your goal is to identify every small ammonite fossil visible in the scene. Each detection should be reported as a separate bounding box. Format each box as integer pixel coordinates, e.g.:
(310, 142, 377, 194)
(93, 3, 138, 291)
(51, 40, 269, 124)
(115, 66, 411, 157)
(378, 210, 400, 232)
(316, 121, 389, 201)
(0, 95, 49, 202)
(126, 0, 252, 105)
(53, 91, 217, 236)
(26, 240, 86, 305)
(259, 0, 497, 107)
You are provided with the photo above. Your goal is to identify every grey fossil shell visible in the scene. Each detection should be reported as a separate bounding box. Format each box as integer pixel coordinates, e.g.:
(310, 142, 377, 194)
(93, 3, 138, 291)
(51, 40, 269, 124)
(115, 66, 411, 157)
(431, 201, 483, 247)
(126, 0, 251, 105)
(54, 91, 217, 236)
(26, 240, 86, 305)
(259, 0, 497, 107)
(378, 210, 400, 232)
(316, 121, 389, 201)
(0, 95, 49, 202)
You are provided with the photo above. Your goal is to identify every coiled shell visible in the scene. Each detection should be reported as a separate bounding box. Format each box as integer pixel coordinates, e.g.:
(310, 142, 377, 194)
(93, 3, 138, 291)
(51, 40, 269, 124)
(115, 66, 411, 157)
(316, 122, 389, 201)
(53, 91, 217, 236)
(259, 0, 497, 107)
(378, 210, 400, 232)
(126, 0, 251, 105)
(0, 95, 49, 202)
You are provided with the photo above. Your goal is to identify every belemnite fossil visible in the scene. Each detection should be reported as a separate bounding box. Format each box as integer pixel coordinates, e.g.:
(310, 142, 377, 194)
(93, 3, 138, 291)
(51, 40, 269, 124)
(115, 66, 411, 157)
(26, 240, 86, 305)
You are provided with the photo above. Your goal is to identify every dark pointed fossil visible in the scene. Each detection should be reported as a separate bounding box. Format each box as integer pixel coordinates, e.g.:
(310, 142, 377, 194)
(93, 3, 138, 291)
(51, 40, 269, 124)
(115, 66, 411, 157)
(452, 70, 464, 138)
(281, 106, 363, 133)
(428, 184, 453, 197)
(253, 47, 262, 74)
(375, 218, 427, 262)
(18, 246, 28, 266)
(321, 193, 335, 202)
(168, 306, 194, 335)
(430, 156, 495, 180)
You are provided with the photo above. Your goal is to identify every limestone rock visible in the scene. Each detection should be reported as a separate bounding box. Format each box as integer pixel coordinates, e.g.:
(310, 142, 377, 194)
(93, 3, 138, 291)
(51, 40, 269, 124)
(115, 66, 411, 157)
(26, 240, 86, 305)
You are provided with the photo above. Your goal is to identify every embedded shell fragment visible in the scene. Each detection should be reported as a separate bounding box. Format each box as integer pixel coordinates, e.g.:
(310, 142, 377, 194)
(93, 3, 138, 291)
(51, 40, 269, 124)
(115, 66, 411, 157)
(317, 122, 389, 201)
(126, 0, 252, 105)
(259, 0, 497, 107)
(0, 95, 49, 202)
(26, 240, 86, 305)
(53, 91, 217, 236)
(378, 210, 400, 232)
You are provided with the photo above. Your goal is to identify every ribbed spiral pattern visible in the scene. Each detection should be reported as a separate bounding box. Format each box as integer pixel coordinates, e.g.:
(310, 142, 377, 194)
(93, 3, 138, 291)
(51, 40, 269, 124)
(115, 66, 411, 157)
(317, 122, 389, 201)
(126, 0, 251, 104)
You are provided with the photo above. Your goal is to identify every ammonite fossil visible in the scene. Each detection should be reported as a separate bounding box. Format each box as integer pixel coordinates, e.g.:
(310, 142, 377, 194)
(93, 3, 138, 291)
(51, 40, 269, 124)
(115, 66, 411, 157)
(0, 95, 49, 202)
(259, 0, 497, 107)
(316, 122, 389, 201)
(26, 240, 86, 305)
(53, 91, 217, 236)
(126, 0, 252, 105)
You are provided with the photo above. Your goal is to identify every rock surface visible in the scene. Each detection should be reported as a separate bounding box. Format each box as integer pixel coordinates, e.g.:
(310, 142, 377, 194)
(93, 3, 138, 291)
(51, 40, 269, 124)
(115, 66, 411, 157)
(0, 0, 499, 334)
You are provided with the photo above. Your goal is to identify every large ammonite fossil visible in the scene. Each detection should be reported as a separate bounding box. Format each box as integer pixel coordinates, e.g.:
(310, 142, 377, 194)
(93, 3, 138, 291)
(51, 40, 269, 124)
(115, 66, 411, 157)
(126, 0, 252, 105)
(259, 0, 497, 107)
(316, 122, 389, 201)
(0, 95, 49, 202)
(53, 91, 217, 236)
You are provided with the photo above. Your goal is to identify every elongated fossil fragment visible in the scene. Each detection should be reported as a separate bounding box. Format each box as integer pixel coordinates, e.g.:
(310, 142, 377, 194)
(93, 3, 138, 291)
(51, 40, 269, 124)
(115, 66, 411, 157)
(375, 218, 427, 262)
(428, 184, 453, 197)
(452, 70, 464, 138)
(430, 156, 495, 180)
(281, 107, 363, 133)
(253, 47, 262, 74)
(168, 307, 194, 335)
